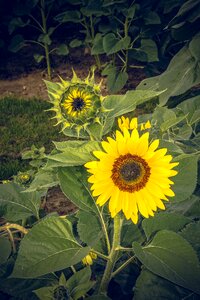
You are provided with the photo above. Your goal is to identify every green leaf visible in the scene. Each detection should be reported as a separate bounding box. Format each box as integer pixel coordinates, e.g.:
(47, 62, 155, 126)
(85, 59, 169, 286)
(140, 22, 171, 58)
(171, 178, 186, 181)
(134, 268, 199, 300)
(56, 44, 69, 55)
(144, 11, 161, 24)
(180, 221, 200, 260)
(133, 230, 200, 294)
(140, 39, 158, 62)
(8, 34, 25, 53)
(137, 41, 200, 106)
(0, 237, 11, 264)
(34, 54, 44, 63)
(91, 33, 105, 55)
(54, 10, 81, 23)
(58, 166, 99, 215)
(121, 220, 145, 247)
(87, 296, 111, 300)
(106, 68, 128, 93)
(11, 216, 90, 278)
(24, 170, 58, 193)
(34, 286, 55, 300)
(172, 155, 198, 202)
(77, 211, 106, 252)
(69, 39, 82, 48)
(160, 115, 187, 132)
(103, 90, 162, 119)
(46, 141, 101, 167)
(176, 95, 200, 125)
(38, 34, 51, 45)
(189, 33, 200, 60)
(103, 33, 130, 55)
(167, 195, 200, 218)
(0, 274, 57, 299)
(66, 267, 94, 300)
(0, 183, 40, 221)
(142, 213, 190, 240)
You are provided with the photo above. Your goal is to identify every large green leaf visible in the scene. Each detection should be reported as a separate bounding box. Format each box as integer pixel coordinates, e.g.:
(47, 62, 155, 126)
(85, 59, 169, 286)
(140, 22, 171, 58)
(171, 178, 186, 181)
(137, 35, 200, 106)
(0, 183, 40, 221)
(66, 266, 94, 300)
(24, 170, 58, 193)
(77, 211, 106, 252)
(11, 216, 90, 278)
(58, 166, 99, 215)
(106, 67, 128, 93)
(176, 95, 200, 125)
(180, 221, 200, 260)
(172, 154, 198, 202)
(103, 90, 162, 119)
(121, 220, 145, 247)
(140, 39, 158, 62)
(133, 230, 200, 294)
(134, 268, 199, 300)
(142, 213, 190, 240)
(167, 195, 200, 218)
(0, 237, 11, 264)
(103, 33, 130, 55)
(46, 141, 101, 168)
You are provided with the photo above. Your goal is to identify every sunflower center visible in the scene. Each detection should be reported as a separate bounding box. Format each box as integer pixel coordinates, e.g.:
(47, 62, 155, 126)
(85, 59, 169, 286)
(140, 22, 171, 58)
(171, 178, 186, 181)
(111, 154, 150, 192)
(72, 97, 85, 111)
(120, 162, 141, 182)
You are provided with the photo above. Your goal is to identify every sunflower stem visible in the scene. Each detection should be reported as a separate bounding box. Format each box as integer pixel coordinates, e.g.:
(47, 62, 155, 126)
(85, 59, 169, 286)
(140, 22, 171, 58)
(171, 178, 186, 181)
(98, 214, 123, 294)
(111, 255, 135, 278)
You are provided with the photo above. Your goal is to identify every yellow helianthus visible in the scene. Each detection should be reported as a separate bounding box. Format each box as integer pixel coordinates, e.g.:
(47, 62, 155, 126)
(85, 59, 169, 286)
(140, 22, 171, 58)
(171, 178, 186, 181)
(82, 252, 97, 266)
(45, 69, 103, 134)
(62, 88, 92, 118)
(85, 118, 178, 224)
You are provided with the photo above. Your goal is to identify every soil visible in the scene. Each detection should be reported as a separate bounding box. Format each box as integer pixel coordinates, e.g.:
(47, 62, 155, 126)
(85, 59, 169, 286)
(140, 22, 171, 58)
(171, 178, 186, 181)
(0, 47, 146, 216)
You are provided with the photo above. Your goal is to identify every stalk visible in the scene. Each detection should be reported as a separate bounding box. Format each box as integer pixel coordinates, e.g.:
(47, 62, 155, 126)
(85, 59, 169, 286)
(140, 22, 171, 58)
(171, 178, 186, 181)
(98, 214, 123, 294)
(41, 0, 51, 79)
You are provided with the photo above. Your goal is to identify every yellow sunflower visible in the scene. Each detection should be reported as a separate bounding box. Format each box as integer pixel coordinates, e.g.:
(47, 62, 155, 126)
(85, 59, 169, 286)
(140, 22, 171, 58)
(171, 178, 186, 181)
(62, 88, 92, 118)
(85, 118, 178, 224)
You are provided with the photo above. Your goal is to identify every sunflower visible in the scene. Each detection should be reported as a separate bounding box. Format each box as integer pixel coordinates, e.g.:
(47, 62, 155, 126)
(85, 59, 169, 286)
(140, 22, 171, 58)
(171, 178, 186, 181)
(62, 88, 92, 118)
(45, 69, 103, 134)
(85, 118, 178, 224)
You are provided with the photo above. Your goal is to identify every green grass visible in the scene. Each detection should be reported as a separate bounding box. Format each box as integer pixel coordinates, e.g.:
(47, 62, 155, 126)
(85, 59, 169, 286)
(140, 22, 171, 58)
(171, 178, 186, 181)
(0, 97, 66, 180)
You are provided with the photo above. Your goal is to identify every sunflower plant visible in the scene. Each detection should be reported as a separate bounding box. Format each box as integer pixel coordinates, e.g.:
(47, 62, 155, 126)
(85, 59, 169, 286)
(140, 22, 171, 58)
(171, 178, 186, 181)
(0, 71, 200, 299)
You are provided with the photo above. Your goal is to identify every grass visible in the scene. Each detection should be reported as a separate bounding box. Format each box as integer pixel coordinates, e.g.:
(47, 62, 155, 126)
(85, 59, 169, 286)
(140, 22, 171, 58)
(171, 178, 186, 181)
(0, 96, 66, 180)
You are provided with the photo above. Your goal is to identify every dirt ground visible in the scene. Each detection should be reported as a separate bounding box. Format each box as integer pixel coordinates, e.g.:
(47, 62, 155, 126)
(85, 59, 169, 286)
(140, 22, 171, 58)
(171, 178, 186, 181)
(0, 48, 146, 215)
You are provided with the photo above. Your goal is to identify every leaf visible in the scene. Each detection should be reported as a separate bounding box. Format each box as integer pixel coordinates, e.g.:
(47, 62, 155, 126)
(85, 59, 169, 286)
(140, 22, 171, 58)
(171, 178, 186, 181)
(167, 195, 200, 218)
(77, 211, 106, 252)
(134, 268, 199, 300)
(176, 95, 200, 125)
(69, 39, 82, 48)
(144, 11, 161, 24)
(0, 274, 57, 299)
(140, 39, 158, 62)
(46, 141, 101, 168)
(91, 33, 105, 55)
(34, 286, 54, 300)
(8, 34, 25, 53)
(58, 166, 99, 215)
(56, 44, 69, 55)
(34, 54, 44, 63)
(180, 221, 200, 260)
(172, 155, 198, 202)
(11, 216, 90, 278)
(24, 170, 58, 193)
(137, 40, 200, 106)
(106, 68, 128, 93)
(133, 230, 200, 294)
(121, 221, 145, 247)
(189, 33, 200, 60)
(103, 90, 162, 119)
(0, 183, 40, 221)
(103, 33, 130, 55)
(38, 34, 51, 45)
(0, 237, 11, 264)
(67, 267, 94, 300)
(54, 10, 81, 23)
(142, 213, 190, 240)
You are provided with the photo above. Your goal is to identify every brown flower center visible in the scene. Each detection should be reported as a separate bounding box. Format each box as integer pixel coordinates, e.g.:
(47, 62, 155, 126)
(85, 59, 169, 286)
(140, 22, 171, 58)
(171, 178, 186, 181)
(72, 97, 85, 111)
(111, 154, 150, 192)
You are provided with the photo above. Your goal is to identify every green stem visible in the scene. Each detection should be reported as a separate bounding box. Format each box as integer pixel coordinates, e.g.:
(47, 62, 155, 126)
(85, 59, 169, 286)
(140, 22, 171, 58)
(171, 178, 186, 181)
(123, 17, 129, 72)
(89, 16, 101, 70)
(111, 256, 135, 278)
(97, 207, 111, 254)
(98, 214, 123, 294)
(41, 0, 51, 79)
